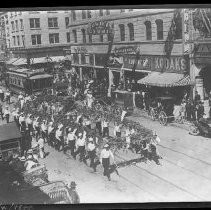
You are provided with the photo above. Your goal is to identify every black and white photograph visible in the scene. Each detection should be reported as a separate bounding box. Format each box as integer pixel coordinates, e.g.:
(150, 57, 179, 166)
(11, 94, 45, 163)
(0, 6, 211, 206)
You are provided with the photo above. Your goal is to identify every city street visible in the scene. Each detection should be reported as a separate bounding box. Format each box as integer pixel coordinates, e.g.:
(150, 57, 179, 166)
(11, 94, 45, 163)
(37, 112, 211, 203)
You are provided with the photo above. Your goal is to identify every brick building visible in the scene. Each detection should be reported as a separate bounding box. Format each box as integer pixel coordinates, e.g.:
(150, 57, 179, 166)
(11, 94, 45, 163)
(67, 9, 190, 101)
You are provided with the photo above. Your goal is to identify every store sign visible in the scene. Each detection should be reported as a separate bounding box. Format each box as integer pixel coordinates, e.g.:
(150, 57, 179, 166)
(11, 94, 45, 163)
(87, 20, 114, 35)
(184, 9, 190, 54)
(123, 55, 188, 73)
(113, 46, 137, 55)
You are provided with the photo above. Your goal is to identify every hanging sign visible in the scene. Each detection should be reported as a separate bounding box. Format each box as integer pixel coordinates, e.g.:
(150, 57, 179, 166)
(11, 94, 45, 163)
(87, 20, 114, 35)
(113, 46, 137, 55)
(184, 9, 190, 54)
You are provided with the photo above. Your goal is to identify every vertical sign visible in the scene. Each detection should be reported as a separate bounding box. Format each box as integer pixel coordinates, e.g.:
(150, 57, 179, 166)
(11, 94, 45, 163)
(184, 9, 190, 54)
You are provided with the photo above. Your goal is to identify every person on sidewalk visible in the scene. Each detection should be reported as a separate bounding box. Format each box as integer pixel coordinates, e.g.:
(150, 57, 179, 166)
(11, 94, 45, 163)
(41, 120, 48, 143)
(67, 182, 80, 204)
(47, 121, 54, 147)
(19, 113, 26, 132)
(196, 101, 205, 121)
(25, 114, 33, 134)
(95, 115, 102, 136)
(0, 88, 3, 102)
(55, 123, 64, 152)
(0, 103, 4, 121)
(73, 131, 87, 164)
(114, 122, 121, 137)
(100, 144, 115, 181)
(3, 106, 10, 123)
(65, 127, 77, 156)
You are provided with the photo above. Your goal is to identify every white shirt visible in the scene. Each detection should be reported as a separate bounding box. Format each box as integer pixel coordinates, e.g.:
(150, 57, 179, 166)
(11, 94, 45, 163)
(19, 116, 25, 124)
(41, 123, 47, 132)
(18, 94, 23, 100)
(102, 121, 109, 128)
(48, 126, 54, 134)
(87, 142, 96, 151)
(76, 137, 86, 147)
(25, 160, 37, 171)
(26, 117, 32, 125)
(4, 109, 10, 115)
(56, 129, 62, 140)
(38, 137, 45, 148)
(100, 149, 114, 160)
(67, 133, 76, 141)
(33, 120, 39, 128)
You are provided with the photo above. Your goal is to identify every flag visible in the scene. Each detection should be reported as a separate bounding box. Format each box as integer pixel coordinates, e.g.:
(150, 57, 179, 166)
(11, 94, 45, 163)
(132, 48, 140, 74)
(164, 9, 181, 58)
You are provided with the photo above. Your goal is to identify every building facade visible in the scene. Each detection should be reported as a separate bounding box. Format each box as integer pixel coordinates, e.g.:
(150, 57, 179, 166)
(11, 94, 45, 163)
(0, 10, 72, 66)
(67, 9, 189, 100)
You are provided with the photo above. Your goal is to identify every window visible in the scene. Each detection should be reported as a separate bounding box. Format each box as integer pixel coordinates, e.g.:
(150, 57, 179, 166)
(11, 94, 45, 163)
(89, 34, 92, 43)
(66, 32, 70, 43)
(82, 10, 86, 19)
(100, 34, 103, 42)
(106, 10, 110, 15)
(81, 54, 86, 64)
(65, 17, 69, 27)
(128, 23, 134, 41)
(17, 35, 20, 46)
(99, 10, 103, 16)
(12, 36, 16, 46)
(15, 20, 19, 31)
(145, 21, 152, 40)
(31, 34, 41, 45)
(120, 9, 125, 13)
(72, 10, 76, 21)
(49, 33, 59, 43)
(48, 18, 58, 28)
(175, 12, 182, 39)
(87, 10, 91, 18)
(81, 29, 86, 43)
(20, 19, 23, 30)
(155, 19, 163, 40)
(22, 35, 25, 46)
(11, 21, 15, 31)
(72, 30, 77, 43)
(119, 24, 125, 41)
(29, 18, 40, 28)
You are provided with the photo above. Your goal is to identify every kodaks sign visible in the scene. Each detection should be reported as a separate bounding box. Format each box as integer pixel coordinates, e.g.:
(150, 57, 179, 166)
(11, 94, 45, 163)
(124, 55, 188, 73)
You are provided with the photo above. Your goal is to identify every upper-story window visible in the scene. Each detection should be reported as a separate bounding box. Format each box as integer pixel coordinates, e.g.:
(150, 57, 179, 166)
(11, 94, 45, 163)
(82, 10, 86, 19)
(72, 29, 77, 43)
(72, 10, 76, 21)
(48, 18, 58, 28)
(66, 32, 70, 43)
(12, 36, 16, 46)
(20, 19, 23, 30)
(49, 33, 59, 44)
(99, 10, 103, 16)
(65, 17, 69, 28)
(11, 21, 15, 31)
(87, 10, 92, 18)
(144, 21, 152, 40)
(81, 28, 86, 43)
(29, 18, 40, 29)
(155, 19, 163, 40)
(119, 24, 125, 41)
(106, 10, 110, 15)
(31, 34, 41, 45)
(100, 34, 103, 42)
(22, 35, 25, 47)
(17, 35, 20, 46)
(89, 34, 92, 43)
(128, 23, 134, 41)
(120, 9, 125, 13)
(175, 12, 182, 39)
(15, 20, 19, 31)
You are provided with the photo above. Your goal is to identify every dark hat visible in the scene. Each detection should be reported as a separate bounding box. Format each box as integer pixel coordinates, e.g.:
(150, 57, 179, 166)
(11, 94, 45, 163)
(70, 181, 77, 187)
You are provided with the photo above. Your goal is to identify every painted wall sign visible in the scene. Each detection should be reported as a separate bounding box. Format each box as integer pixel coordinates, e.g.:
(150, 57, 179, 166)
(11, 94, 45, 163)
(87, 20, 114, 35)
(73, 47, 88, 54)
(183, 9, 190, 54)
(113, 46, 137, 55)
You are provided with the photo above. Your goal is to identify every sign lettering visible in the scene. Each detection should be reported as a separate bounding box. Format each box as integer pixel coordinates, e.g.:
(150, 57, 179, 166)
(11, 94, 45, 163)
(87, 20, 114, 35)
(73, 47, 88, 54)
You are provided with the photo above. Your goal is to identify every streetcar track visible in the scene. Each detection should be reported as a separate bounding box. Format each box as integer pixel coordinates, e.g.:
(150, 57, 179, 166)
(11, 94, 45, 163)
(115, 153, 204, 201)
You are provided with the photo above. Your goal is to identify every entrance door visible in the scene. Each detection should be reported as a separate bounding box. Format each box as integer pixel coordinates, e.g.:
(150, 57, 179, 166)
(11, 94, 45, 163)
(200, 66, 211, 97)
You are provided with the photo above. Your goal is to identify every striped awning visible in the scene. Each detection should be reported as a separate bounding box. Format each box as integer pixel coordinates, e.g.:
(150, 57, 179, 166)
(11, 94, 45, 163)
(12, 58, 27, 66)
(137, 72, 193, 87)
(6, 58, 19, 65)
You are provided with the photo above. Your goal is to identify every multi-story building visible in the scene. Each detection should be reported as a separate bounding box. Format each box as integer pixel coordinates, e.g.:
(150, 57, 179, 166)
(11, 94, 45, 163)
(0, 10, 71, 66)
(67, 8, 190, 101)
(0, 12, 7, 63)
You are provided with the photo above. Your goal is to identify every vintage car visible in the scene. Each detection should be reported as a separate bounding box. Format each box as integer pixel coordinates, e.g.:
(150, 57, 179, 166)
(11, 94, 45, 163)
(0, 122, 22, 161)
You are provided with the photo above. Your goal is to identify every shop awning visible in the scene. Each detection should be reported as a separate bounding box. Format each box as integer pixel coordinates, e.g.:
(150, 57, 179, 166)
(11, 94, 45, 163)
(137, 72, 193, 87)
(12, 58, 27, 66)
(31, 57, 47, 64)
(29, 74, 53, 80)
(6, 58, 19, 65)
(51, 56, 65, 62)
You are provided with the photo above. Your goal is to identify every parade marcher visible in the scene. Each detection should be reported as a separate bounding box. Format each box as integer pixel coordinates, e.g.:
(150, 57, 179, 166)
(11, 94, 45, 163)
(85, 137, 97, 171)
(102, 117, 109, 137)
(5, 91, 11, 105)
(3, 106, 10, 123)
(37, 135, 45, 159)
(64, 127, 77, 156)
(18, 93, 24, 101)
(85, 117, 91, 130)
(25, 114, 33, 133)
(0, 103, 4, 120)
(33, 117, 40, 139)
(41, 120, 48, 143)
(124, 126, 131, 153)
(47, 121, 54, 147)
(73, 131, 87, 164)
(0, 88, 3, 102)
(67, 182, 80, 204)
(100, 144, 115, 181)
(25, 127, 32, 151)
(19, 112, 26, 131)
(55, 123, 64, 152)
(114, 122, 121, 137)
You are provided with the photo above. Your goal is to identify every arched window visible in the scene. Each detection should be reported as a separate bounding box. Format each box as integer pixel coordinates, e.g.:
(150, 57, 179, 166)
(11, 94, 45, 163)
(144, 21, 152, 40)
(155, 19, 163, 40)
(82, 10, 86, 19)
(128, 23, 134, 41)
(175, 11, 182, 39)
(119, 24, 125, 41)
(81, 29, 86, 43)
